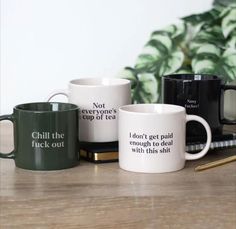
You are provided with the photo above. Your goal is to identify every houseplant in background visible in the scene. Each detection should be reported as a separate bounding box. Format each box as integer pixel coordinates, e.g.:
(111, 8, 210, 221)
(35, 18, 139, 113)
(120, 0, 236, 118)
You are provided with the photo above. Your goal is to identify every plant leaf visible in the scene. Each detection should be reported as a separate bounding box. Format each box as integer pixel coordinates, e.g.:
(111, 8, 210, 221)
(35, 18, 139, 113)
(182, 8, 221, 26)
(223, 48, 236, 67)
(152, 23, 187, 45)
(171, 23, 187, 38)
(192, 44, 236, 82)
(222, 8, 236, 37)
(118, 67, 137, 85)
(219, 3, 236, 18)
(135, 54, 159, 72)
(118, 67, 137, 100)
(135, 49, 184, 76)
(133, 73, 159, 103)
(227, 33, 236, 48)
(135, 34, 184, 76)
(214, 0, 236, 7)
(149, 35, 172, 51)
(190, 26, 225, 52)
(158, 51, 185, 76)
(119, 68, 159, 103)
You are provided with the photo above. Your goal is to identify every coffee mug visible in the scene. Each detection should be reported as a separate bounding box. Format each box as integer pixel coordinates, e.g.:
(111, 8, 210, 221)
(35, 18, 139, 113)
(162, 74, 236, 137)
(119, 104, 212, 173)
(0, 102, 79, 170)
(47, 78, 131, 142)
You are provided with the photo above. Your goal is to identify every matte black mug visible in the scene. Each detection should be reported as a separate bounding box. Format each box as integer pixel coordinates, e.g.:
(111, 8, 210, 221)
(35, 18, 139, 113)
(162, 74, 236, 137)
(0, 102, 79, 170)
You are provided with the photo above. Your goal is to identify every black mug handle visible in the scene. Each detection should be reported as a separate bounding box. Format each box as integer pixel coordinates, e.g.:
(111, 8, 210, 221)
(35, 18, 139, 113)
(0, 114, 15, 159)
(221, 84, 236, 125)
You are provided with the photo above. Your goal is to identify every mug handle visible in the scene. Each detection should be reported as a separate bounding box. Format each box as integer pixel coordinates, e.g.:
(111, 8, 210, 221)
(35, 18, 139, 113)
(185, 115, 212, 160)
(45, 89, 68, 102)
(220, 85, 236, 125)
(0, 114, 15, 159)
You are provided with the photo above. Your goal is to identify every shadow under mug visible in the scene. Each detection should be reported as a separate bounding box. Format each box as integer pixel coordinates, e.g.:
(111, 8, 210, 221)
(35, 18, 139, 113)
(162, 74, 236, 137)
(0, 102, 79, 170)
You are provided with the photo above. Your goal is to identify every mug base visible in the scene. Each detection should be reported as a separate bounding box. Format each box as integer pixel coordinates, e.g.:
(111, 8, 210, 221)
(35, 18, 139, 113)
(14, 161, 80, 171)
(119, 164, 185, 174)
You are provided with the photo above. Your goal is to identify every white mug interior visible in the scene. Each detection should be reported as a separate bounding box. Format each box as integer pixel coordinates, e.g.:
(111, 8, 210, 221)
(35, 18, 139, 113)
(70, 78, 130, 87)
(119, 103, 185, 115)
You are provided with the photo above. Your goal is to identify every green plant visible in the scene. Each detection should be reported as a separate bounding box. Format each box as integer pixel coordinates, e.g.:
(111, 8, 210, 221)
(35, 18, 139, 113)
(120, 2, 236, 103)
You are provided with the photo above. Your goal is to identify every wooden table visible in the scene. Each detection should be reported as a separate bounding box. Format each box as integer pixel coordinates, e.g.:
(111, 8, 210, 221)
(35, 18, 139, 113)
(0, 122, 236, 228)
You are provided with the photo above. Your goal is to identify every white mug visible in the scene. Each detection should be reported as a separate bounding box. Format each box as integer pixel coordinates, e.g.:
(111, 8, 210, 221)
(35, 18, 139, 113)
(47, 78, 131, 142)
(119, 104, 212, 173)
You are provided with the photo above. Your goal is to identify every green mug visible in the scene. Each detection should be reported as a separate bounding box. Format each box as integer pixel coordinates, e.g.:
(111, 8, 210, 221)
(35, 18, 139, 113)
(0, 102, 79, 170)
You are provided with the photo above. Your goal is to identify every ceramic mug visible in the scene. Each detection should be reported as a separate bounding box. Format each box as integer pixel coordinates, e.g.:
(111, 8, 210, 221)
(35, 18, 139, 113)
(0, 102, 79, 170)
(162, 74, 236, 137)
(119, 104, 212, 173)
(47, 78, 131, 142)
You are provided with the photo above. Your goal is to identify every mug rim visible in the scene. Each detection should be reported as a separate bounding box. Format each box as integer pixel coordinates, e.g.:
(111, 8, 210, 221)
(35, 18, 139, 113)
(69, 78, 130, 87)
(14, 102, 79, 113)
(162, 73, 221, 81)
(119, 104, 185, 115)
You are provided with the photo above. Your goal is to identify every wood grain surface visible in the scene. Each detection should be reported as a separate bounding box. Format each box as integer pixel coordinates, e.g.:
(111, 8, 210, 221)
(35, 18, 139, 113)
(0, 122, 236, 228)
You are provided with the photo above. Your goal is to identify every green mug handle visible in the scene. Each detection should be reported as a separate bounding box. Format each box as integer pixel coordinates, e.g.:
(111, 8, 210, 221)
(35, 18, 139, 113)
(0, 114, 15, 159)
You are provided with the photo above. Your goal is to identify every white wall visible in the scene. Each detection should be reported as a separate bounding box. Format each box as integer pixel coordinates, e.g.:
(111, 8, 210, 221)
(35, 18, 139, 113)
(0, 0, 212, 114)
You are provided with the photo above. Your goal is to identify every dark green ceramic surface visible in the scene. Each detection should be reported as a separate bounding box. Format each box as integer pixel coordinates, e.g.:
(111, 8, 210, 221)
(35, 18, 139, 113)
(0, 102, 79, 170)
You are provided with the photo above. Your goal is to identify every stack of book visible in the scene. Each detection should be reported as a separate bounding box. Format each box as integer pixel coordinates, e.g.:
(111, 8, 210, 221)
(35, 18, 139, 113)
(80, 141, 118, 163)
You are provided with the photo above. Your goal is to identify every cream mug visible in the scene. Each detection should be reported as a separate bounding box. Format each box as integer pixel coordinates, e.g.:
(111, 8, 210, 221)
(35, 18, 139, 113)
(47, 78, 131, 142)
(119, 104, 212, 173)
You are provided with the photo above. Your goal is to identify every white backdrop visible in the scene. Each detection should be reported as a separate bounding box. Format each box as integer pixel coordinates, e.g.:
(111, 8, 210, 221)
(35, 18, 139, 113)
(0, 0, 212, 114)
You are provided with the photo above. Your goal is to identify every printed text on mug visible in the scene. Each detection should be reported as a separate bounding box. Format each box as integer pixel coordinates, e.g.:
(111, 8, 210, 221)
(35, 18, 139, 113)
(31, 132, 65, 148)
(80, 102, 117, 121)
(129, 132, 174, 154)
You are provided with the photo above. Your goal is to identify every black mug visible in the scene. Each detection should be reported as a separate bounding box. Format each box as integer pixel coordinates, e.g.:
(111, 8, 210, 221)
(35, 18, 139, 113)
(0, 102, 79, 170)
(162, 74, 236, 137)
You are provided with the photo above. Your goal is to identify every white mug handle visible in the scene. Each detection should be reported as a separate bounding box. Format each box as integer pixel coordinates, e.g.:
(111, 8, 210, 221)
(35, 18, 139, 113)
(45, 89, 68, 102)
(185, 115, 212, 160)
